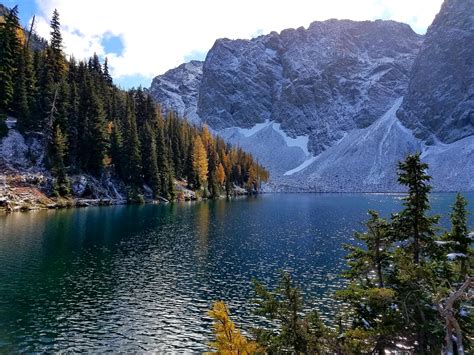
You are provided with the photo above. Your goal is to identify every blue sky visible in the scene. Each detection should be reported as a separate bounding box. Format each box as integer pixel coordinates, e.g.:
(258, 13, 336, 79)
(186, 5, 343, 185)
(7, 0, 444, 89)
(4, 0, 36, 26)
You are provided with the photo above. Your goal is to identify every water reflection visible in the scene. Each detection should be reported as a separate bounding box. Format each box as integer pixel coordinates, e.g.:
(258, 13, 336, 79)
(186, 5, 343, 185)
(0, 193, 472, 352)
(195, 201, 210, 259)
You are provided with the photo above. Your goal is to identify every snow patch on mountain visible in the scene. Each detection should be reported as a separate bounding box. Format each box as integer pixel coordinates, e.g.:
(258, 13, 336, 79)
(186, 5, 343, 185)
(284, 157, 317, 176)
(236, 120, 273, 137)
(232, 120, 311, 156)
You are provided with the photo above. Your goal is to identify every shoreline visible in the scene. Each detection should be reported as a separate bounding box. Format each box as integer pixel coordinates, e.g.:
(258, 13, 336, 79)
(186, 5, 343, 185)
(0, 189, 257, 214)
(2, 190, 469, 215)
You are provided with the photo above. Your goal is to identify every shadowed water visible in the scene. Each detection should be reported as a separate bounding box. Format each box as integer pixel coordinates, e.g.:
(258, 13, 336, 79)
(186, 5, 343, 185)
(0, 193, 472, 352)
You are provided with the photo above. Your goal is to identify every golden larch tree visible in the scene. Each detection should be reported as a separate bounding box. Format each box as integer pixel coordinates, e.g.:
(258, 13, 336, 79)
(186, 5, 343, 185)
(202, 124, 213, 151)
(192, 135, 208, 188)
(217, 163, 226, 186)
(208, 301, 260, 354)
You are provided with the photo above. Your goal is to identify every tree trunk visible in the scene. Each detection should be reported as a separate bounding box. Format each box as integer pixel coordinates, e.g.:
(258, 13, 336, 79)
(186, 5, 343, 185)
(438, 277, 472, 355)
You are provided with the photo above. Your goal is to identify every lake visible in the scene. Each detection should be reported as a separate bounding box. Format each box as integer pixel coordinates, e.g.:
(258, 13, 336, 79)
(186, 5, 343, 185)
(0, 193, 472, 352)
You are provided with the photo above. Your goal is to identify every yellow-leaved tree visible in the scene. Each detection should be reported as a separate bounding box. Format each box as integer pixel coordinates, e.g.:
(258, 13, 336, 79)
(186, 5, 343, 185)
(192, 135, 208, 189)
(216, 163, 226, 186)
(202, 124, 213, 151)
(208, 301, 260, 354)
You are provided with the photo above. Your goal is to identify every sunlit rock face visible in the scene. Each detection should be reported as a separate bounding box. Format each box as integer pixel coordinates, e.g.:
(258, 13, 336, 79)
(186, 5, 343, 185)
(397, 0, 474, 144)
(149, 0, 474, 192)
(198, 19, 423, 155)
(148, 60, 203, 124)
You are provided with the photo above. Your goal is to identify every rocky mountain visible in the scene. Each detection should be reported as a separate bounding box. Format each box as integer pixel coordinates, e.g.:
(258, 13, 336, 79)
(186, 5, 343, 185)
(149, 0, 474, 192)
(397, 0, 474, 144)
(149, 60, 203, 124)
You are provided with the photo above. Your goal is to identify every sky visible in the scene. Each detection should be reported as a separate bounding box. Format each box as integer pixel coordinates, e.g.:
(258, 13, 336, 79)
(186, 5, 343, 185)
(6, 0, 444, 89)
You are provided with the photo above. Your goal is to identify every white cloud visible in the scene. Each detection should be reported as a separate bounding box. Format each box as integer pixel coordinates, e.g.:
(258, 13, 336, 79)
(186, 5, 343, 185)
(32, 0, 444, 86)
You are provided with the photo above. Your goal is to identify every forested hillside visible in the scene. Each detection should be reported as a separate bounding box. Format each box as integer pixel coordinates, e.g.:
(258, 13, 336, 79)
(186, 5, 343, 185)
(0, 6, 268, 204)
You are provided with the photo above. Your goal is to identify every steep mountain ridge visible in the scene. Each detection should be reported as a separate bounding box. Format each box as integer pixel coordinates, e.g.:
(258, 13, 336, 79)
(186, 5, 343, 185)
(397, 0, 474, 144)
(149, 0, 473, 191)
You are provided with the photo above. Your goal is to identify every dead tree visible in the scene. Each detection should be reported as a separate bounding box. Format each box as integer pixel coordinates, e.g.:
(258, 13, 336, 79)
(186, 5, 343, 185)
(438, 276, 473, 355)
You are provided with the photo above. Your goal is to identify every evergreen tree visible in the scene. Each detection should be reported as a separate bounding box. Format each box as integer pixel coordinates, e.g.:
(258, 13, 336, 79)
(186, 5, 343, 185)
(0, 5, 21, 118)
(66, 80, 79, 166)
(49, 9, 65, 82)
(446, 193, 471, 278)
(49, 125, 70, 197)
(338, 211, 398, 354)
(140, 121, 161, 198)
(103, 57, 113, 85)
(390, 154, 443, 353)
(345, 210, 391, 288)
(252, 272, 330, 353)
(110, 117, 125, 177)
(86, 88, 109, 175)
(12, 47, 30, 128)
(393, 153, 439, 264)
(123, 96, 142, 188)
(207, 147, 220, 198)
(155, 120, 171, 198)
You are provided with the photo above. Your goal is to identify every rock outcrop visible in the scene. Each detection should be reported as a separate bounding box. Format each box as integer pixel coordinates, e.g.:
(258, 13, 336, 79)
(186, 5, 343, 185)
(149, 60, 203, 124)
(397, 0, 474, 144)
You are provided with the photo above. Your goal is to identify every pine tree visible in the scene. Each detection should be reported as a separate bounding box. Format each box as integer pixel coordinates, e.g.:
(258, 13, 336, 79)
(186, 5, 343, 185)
(337, 211, 398, 353)
(394, 153, 439, 264)
(0, 5, 21, 117)
(345, 210, 391, 288)
(253, 272, 330, 353)
(37, 49, 56, 131)
(390, 154, 442, 353)
(22, 46, 37, 131)
(140, 121, 161, 198)
(207, 147, 220, 198)
(12, 47, 30, 128)
(49, 9, 65, 82)
(123, 96, 142, 188)
(66, 80, 79, 166)
(103, 57, 113, 85)
(86, 87, 109, 175)
(446, 193, 471, 278)
(50, 125, 70, 197)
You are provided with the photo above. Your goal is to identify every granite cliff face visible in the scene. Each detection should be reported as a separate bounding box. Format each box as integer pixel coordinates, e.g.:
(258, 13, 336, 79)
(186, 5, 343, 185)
(199, 20, 422, 155)
(148, 60, 203, 124)
(397, 0, 474, 144)
(149, 0, 473, 192)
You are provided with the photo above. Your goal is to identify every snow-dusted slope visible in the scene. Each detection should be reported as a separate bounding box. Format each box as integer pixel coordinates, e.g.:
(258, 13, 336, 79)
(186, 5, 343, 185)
(219, 121, 312, 176)
(220, 98, 472, 192)
(275, 99, 473, 192)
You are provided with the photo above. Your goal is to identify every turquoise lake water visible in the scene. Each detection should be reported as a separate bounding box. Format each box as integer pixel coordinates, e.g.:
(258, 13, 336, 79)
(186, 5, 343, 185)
(0, 193, 472, 352)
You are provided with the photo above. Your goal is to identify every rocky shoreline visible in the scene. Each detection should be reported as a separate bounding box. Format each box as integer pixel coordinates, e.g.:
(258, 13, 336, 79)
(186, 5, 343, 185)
(0, 171, 253, 214)
(0, 123, 258, 214)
